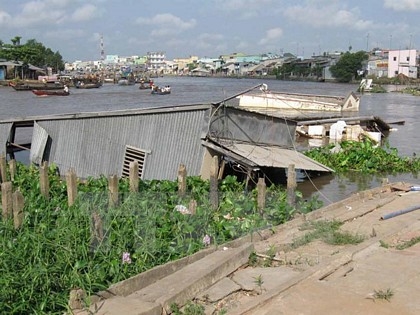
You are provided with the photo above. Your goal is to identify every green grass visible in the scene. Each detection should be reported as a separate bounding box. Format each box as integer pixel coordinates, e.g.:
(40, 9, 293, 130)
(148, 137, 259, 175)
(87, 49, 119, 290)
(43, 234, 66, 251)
(291, 220, 365, 249)
(373, 288, 394, 301)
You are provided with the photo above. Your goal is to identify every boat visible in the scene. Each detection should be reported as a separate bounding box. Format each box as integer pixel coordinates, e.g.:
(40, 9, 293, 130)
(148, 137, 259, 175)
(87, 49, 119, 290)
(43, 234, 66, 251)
(237, 84, 360, 112)
(32, 89, 70, 96)
(11, 82, 64, 91)
(151, 86, 171, 95)
(118, 77, 135, 86)
(75, 82, 102, 89)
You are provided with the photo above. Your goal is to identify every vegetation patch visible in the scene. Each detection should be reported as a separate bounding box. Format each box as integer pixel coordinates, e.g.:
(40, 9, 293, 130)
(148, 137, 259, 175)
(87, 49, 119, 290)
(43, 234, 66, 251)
(373, 288, 394, 302)
(290, 220, 365, 249)
(0, 162, 321, 314)
(304, 139, 420, 174)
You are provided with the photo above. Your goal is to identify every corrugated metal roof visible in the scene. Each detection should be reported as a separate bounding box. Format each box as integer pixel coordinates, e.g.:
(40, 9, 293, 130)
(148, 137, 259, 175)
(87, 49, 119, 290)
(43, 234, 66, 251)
(35, 105, 211, 180)
(203, 139, 333, 173)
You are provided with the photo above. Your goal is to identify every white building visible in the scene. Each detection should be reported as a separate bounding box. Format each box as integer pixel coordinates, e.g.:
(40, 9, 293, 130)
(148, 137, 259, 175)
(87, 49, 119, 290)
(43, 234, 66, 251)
(388, 49, 418, 78)
(147, 52, 166, 71)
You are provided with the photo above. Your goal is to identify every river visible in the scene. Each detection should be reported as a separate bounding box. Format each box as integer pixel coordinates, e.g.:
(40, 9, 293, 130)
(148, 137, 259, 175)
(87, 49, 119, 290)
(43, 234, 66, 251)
(1, 76, 419, 205)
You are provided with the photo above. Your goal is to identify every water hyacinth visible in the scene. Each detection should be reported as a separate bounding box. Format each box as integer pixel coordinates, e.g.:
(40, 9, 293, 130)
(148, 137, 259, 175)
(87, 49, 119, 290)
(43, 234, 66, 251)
(122, 252, 132, 264)
(203, 234, 211, 246)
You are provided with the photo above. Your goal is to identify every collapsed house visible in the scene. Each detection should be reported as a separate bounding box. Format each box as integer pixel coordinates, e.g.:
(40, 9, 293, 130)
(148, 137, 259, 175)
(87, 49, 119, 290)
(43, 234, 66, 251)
(0, 101, 332, 184)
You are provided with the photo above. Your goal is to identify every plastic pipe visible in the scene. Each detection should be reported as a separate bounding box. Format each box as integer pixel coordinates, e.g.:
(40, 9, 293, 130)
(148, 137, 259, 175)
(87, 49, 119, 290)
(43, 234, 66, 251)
(380, 205, 420, 220)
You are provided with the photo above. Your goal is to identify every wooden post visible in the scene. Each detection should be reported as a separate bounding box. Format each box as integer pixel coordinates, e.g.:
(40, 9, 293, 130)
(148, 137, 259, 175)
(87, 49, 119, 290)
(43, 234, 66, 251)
(1, 182, 13, 219)
(210, 156, 219, 210)
(177, 164, 187, 197)
(0, 155, 7, 183)
(287, 164, 297, 207)
(66, 169, 77, 207)
(257, 177, 266, 214)
(13, 190, 24, 229)
(8, 159, 16, 181)
(108, 175, 119, 208)
(40, 161, 49, 199)
(188, 199, 197, 215)
(129, 161, 139, 193)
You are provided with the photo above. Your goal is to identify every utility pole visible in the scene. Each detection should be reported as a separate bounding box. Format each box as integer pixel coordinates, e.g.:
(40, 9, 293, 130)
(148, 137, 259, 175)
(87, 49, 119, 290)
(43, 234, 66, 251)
(100, 34, 105, 61)
(366, 33, 370, 52)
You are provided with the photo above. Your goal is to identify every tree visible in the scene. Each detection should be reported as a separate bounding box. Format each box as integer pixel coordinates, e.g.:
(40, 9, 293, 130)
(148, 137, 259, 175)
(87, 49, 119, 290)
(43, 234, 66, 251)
(329, 51, 368, 83)
(0, 36, 65, 72)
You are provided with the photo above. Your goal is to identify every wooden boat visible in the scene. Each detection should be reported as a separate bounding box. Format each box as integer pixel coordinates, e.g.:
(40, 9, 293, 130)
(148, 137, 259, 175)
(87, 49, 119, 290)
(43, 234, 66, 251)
(32, 89, 70, 96)
(237, 84, 360, 112)
(11, 82, 64, 91)
(75, 82, 102, 89)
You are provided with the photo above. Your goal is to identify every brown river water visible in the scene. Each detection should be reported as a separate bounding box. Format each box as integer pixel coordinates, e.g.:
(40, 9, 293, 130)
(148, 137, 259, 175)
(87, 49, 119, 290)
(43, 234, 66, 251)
(1, 76, 419, 205)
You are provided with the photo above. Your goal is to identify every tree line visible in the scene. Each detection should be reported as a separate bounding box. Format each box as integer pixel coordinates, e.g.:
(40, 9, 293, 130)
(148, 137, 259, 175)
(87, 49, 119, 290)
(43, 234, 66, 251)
(274, 50, 368, 83)
(0, 36, 65, 73)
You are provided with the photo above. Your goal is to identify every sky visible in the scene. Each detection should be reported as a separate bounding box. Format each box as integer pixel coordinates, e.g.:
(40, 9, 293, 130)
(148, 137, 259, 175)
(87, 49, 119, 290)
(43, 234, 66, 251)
(0, 0, 419, 63)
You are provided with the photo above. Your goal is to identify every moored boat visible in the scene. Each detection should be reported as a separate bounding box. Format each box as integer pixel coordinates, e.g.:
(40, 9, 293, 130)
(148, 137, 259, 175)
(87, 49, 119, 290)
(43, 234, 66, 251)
(237, 84, 360, 112)
(32, 89, 70, 96)
(11, 82, 64, 91)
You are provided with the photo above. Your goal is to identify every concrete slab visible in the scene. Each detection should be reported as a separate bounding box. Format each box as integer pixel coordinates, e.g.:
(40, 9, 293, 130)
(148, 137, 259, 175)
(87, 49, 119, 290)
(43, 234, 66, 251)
(231, 267, 300, 292)
(129, 242, 254, 313)
(197, 277, 241, 303)
(85, 296, 161, 315)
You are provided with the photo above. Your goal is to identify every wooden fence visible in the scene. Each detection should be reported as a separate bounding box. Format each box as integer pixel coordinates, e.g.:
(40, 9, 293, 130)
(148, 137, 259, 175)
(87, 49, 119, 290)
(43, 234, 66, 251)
(0, 155, 297, 230)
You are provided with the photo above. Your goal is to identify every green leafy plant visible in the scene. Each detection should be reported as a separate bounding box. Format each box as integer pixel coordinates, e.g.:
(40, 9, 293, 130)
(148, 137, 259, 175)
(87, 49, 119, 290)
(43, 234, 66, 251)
(305, 140, 420, 174)
(253, 274, 265, 294)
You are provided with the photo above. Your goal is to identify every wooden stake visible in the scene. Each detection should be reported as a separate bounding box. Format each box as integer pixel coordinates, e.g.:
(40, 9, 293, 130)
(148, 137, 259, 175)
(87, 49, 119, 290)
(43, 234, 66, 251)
(13, 190, 24, 229)
(66, 169, 77, 207)
(40, 161, 49, 199)
(1, 181, 13, 219)
(129, 161, 139, 193)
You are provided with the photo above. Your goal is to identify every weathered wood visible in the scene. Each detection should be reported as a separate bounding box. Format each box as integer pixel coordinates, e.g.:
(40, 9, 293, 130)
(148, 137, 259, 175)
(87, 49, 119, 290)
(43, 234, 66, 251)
(13, 190, 24, 229)
(257, 177, 266, 213)
(287, 164, 297, 207)
(188, 199, 197, 215)
(66, 169, 77, 207)
(218, 160, 226, 180)
(177, 164, 187, 197)
(0, 155, 7, 183)
(40, 161, 49, 199)
(1, 181, 13, 219)
(210, 156, 219, 210)
(8, 159, 16, 181)
(129, 161, 139, 193)
(108, 175, 119, 207)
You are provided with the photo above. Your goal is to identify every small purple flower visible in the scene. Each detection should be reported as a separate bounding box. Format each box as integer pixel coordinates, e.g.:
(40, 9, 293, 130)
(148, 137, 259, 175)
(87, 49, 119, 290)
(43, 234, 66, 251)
(122, 252, 132, 264)
(203, 234, 211, 246)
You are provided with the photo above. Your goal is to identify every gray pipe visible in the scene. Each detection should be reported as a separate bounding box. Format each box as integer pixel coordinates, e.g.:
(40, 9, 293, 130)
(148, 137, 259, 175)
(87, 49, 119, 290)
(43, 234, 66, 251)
(380, 205, 420, 220)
